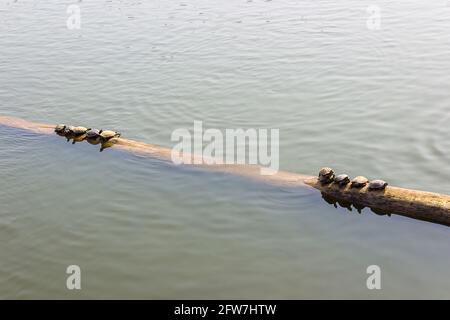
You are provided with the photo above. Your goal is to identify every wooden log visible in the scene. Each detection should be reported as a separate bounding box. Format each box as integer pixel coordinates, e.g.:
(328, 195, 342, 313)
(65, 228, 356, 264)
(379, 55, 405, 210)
(0, 115, 311, 187)
(1, 115, 449, 227)
(304, 178, 450, 227)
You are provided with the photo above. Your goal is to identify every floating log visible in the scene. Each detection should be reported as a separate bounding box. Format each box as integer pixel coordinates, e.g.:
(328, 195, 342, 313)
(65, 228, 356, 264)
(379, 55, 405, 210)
(304, 178, 450, 226)
(1, 115, 449, 227)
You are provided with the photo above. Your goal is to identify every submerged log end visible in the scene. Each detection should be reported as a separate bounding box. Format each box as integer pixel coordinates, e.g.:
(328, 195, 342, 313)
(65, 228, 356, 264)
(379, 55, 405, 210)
(304, 177, 450, 226)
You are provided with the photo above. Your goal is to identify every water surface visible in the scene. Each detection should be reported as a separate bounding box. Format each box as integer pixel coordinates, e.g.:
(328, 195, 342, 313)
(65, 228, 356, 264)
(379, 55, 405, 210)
(0, 0, 449, 299)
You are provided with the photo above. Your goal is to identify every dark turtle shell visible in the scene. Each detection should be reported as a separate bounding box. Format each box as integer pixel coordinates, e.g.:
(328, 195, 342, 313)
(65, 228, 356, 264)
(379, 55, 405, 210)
(86, 128, 101, 139)
(334, 174, 350, 185)
(369, 179, 388, 190)
(319, 167, 334, 178)
(351, 176, 369, 188)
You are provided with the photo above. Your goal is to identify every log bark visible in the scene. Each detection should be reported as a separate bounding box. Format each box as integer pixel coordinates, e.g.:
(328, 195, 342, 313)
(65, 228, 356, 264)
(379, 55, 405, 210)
(304, 178, 450, 227)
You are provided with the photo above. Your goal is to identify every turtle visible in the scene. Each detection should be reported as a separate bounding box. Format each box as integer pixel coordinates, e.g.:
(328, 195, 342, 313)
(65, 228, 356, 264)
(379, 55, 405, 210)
(70, 126, 89, 136)
(86, 128, 101, 139)
(62, 126, 76, 142)
(318, 167, 334, 183)
(351, 176, 369, 188)
(99, 130, 121, 142)
(63, 125, 75, 134)
(63, 126, 88, 144)
(334, 174, 350, 186)
(368, 179, 388, 191)
(55, 124, 66, 134)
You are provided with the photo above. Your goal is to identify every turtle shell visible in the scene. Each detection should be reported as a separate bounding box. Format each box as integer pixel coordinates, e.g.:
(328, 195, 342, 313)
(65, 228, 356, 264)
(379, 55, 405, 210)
(369, 179, 388, 190)
(319, 167, 334, 178)
(100, 130, 121, 140)
(86, 128, 101, 139)
(334, 174, 350, 185)
(72, 126, 88, 135)
(351, 176, 369, 188)
(64, 126, 75, 134)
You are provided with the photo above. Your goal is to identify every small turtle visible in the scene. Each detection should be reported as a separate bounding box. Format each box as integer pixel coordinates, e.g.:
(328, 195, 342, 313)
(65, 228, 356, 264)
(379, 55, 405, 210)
(369, 179, 388, 191)
(86, 128, 101, 139)
(351, 176, 369, 188)
(318, 167, 334, 183)
(334, 174, 350, 186)
(55, 124, 66, 134)
(70, 126, 89, 136)
(62, 126, 76, 141)
(99, 130, 121, 142)
(64, 125, 75, 134)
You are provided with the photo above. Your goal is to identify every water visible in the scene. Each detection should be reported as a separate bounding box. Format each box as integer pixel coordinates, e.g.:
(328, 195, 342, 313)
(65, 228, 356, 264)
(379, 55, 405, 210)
(0, 0, 449, 299)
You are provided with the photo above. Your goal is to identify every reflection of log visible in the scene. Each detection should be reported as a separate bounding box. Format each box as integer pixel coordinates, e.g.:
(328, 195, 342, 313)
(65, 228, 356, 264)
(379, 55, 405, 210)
(305, 178, 450, 227)
(1, 115, 450, 227)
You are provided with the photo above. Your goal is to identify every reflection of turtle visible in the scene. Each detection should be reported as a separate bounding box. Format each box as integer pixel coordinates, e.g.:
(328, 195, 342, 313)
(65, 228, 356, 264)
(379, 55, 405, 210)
(353, 203, 365, 214)
(370, 207, 391, 216)
(86, 138, 101, 146)
(334, 174, 350, 186)
(321, 192, 338, 208)
(71, 134, 87, 145)
(369, 179, 388, 191)
(337, 199, 352, 211)
(100, 137, 120, 152)
(351, 176, 369, 188)
(318, 167, 334, 184)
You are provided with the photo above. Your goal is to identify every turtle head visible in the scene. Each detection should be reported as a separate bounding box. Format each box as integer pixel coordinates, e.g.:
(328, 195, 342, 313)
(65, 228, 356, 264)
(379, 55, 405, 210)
(55, 124, 66, 133)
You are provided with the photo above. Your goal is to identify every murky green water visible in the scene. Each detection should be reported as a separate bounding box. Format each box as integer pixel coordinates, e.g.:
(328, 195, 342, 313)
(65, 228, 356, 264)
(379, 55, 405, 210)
(0, 1, 449, 299)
